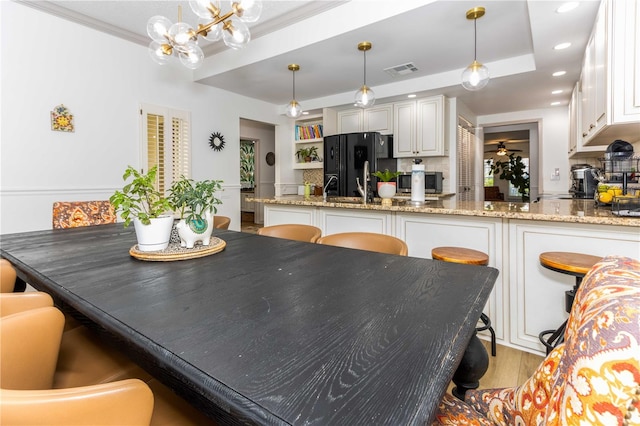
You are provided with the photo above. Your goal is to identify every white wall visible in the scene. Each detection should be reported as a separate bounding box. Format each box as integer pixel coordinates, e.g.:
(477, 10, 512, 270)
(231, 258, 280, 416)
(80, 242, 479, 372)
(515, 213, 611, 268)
(478, 107, 570, 197)
(0, 2, 286, 234)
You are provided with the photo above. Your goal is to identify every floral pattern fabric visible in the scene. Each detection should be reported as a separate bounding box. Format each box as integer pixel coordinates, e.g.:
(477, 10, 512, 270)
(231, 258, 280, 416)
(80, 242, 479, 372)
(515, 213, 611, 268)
(52, 201, 116, 229)
(433, 255, 640, 426)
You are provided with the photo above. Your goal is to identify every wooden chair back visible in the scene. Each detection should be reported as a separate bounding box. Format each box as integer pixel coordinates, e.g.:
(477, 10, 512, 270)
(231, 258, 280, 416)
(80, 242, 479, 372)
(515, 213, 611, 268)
(317, 232, 408, 256)
(213, 215, 231, 229)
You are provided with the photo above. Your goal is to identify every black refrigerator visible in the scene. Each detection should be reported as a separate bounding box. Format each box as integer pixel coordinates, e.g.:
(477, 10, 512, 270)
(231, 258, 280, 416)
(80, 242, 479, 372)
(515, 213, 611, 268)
(323, 132, 395, 197)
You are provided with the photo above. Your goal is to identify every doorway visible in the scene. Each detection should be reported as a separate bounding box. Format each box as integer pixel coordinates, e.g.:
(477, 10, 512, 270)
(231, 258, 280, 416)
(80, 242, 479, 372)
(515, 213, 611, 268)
(482, 122, 539, 202)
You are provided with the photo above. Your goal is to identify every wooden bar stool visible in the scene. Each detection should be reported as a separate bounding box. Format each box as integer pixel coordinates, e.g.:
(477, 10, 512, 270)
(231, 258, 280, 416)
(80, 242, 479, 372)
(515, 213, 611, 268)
(538, 251, 601, 354)
(431, 247, 495, 356)
(431, 246, 495, 400)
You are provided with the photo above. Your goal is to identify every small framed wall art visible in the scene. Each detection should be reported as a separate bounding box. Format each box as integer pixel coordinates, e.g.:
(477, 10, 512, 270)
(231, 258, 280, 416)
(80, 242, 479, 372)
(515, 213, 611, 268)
(51, 104, 74, 132)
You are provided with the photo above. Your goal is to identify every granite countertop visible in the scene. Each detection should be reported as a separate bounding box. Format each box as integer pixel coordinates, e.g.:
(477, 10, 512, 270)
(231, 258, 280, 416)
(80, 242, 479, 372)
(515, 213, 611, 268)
(249, 195, 640, 227)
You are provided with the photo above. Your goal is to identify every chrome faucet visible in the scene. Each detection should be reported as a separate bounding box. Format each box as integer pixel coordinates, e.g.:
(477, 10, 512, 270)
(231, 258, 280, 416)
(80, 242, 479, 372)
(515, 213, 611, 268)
(323, 175, 338, 202)
(356, 160, 371, 205)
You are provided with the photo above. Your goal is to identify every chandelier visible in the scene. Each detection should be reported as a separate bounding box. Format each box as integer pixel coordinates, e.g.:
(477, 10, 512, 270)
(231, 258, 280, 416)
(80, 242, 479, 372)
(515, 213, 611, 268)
(147, 0, 263, 70)
(461, 7, 490, 91)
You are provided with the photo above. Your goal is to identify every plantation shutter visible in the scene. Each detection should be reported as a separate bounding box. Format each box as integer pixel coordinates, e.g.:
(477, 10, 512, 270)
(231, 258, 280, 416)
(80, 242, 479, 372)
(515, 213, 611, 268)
(457, 118, 476, 201)
(140, 104, 191, 195)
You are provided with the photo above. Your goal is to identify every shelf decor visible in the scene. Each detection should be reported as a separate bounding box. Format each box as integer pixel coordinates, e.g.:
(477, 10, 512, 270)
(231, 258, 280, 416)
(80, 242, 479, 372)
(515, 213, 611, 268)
(51, 104, 74, 132)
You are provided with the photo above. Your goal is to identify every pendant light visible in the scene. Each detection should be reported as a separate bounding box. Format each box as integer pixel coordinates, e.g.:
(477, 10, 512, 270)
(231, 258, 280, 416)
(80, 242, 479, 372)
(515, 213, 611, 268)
(354, 42, 375, 108)
(285, 64, 302, 118)
(461, 7, 490, 91)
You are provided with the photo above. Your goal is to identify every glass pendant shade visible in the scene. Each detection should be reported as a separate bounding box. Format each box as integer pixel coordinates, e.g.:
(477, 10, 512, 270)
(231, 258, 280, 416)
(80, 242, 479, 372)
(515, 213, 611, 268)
(236, 0, 263, 22)
(461, 60, 490, 91)
(148, 41, 172, 65)
(286, 100, 302, 118)
(223, 20, 250, 49)
(169, 22, 193, 46)
(199, 18, 222, 41)
(190, 0, 220, 19)
(355, 85, 375, 108)
(178, 42, 204, 69)
(147, 16, 172, 42)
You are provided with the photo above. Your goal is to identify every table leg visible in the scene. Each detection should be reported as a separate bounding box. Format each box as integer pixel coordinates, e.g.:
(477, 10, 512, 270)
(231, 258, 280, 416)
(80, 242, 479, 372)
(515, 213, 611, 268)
(452, 331, 489, 400)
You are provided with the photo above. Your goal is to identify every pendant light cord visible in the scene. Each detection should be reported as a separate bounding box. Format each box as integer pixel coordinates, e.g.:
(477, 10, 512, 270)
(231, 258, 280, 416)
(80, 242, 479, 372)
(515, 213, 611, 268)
(363, 49, 367, 86)
(474, 18, 478, 61)
(292, 69, 296, 100)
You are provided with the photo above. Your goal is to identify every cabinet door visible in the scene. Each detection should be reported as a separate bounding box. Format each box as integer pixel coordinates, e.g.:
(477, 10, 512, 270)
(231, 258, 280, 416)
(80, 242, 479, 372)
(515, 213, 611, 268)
(364, 104, 393, 134)
(580, 35, 595, 141)
(337, 109, 363, 133)
(393, 101, 416, 157)
(416, 96, 445, 156)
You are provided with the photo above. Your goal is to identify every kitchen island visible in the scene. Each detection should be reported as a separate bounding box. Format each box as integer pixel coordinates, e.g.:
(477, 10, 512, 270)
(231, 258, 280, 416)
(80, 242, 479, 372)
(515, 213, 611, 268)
(250, 195, 640, 355)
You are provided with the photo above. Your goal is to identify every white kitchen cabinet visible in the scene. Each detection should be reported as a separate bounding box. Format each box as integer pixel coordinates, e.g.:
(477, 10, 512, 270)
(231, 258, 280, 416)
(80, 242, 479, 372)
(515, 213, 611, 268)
(240, 192, 255, 212)
(396, 213, 504, 343)
(393, 95, 447, 157)
(508, 220, 640, 353)
(264, 205, 316, 226)
(569, 82, 603, 157)
(337, 104, 393, 135)
(337, 109, 363, 133)
(582, 0, 640, 146)
(319, 208, 393, 236)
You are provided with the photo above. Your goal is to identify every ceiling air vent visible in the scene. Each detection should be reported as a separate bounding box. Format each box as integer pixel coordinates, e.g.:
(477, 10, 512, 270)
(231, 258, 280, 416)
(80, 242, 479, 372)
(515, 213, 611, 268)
(384, 62, 419, 77)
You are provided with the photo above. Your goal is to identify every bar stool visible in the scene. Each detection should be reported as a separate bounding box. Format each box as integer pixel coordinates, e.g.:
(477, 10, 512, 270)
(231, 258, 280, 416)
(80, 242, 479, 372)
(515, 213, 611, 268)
(431, 247, 496, 356)
(538, 251, 601, 354)
(431, 246, 495, 400)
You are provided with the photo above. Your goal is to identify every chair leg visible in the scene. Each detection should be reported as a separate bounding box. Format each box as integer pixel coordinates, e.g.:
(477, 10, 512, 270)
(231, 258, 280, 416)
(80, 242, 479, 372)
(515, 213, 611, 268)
(476, 313, 496, 357)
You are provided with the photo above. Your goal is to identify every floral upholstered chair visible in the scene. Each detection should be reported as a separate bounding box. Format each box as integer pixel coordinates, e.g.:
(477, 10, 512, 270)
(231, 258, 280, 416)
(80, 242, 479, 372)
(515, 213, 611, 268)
(52, 201, 116, 229)
(433, 255, 640, 426)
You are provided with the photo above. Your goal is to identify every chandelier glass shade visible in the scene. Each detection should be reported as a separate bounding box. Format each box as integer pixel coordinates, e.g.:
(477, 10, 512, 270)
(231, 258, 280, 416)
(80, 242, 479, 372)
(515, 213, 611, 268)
(354, 42, 375, 108)
(461, 7, 490, 91)
(146, 0, 262, 69)
(285, 64, 302, 118)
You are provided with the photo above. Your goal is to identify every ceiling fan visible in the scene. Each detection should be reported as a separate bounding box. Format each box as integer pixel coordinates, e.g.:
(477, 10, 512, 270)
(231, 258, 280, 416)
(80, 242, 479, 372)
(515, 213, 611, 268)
(485, 141, 523, 156)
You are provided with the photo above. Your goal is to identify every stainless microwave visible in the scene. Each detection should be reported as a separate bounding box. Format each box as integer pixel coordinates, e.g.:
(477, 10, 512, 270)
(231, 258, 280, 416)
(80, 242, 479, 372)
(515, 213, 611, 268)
(396, 172, 444, 194)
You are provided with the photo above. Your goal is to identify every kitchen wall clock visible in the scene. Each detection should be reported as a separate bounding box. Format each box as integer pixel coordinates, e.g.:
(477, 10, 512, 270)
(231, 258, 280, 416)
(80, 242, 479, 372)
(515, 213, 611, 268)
(209, 132, 225, 151)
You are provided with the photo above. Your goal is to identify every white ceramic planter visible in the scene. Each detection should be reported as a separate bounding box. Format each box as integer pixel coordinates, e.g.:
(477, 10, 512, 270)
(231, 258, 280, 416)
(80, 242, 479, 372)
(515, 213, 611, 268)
(377, 182, 397, 199)
(176, 209, 214, 249)
(133, 215, 174, 252)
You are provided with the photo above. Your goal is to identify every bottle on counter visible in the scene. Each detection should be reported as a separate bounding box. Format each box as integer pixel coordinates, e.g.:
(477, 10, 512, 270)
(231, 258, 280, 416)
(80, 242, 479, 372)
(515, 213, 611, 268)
(411, 159, 425, 204)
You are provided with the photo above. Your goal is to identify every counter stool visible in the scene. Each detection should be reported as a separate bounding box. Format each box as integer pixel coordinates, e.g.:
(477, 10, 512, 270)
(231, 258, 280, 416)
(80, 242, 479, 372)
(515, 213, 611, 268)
(538, 251, 601, 354)
(431, 246, 495, 400)
(431, 247, 496, 356)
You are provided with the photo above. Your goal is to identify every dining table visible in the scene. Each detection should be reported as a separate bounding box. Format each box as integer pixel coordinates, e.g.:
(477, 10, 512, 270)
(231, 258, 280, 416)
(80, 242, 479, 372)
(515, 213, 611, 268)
(0, 224, 498, 425)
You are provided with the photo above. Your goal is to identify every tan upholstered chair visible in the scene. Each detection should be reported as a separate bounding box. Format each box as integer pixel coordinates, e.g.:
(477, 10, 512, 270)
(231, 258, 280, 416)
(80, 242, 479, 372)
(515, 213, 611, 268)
(316, 232, 408, 256)
(213, 215, 231, 230)
(0, 380, 154, 426)
(0, 306, 153, 425)
(0, 292, 54, 317)
(52, 200, 116, 229)
(258, 224, 322, 243)
(1, 259, 17, 293)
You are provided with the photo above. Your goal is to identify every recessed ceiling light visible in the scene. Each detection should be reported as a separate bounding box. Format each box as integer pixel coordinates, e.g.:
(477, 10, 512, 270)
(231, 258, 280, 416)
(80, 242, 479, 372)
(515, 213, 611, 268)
(552, 70, 567, 77)
(302, 111, 309, 115)
(556, 2, 579, 13)
(550, 101, 562, 106)
(554, 42, 571, 50)
(552, 90, 563, 95)
(407, 94, 416, 98)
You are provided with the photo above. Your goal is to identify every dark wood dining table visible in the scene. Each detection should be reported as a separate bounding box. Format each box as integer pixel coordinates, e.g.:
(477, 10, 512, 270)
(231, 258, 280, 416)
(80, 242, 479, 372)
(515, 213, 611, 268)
(0, 224, 498, 425)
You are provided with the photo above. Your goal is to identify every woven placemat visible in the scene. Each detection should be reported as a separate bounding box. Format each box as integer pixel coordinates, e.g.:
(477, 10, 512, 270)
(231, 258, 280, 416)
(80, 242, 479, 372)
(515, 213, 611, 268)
(129, 237, 226, 262)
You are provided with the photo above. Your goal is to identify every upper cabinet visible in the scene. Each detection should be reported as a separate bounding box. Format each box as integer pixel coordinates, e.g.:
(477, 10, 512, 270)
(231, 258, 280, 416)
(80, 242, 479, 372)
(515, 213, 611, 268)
(337, 104, 393, 135)
(393, 95, 447, 157)
(581, 0, 640, 146)
(569, 82, 603, 157)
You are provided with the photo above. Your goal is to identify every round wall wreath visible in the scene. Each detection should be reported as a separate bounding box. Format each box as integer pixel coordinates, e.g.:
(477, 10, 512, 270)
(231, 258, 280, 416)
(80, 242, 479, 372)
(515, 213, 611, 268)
(208, 132, 225, 151)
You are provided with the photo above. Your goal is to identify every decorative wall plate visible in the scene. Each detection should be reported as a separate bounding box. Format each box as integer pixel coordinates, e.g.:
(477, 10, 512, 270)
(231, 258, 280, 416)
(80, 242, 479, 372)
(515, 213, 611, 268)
(209, 132, 225, 151)
(266, 151, 275, 166)
(51, 104, 74, 132)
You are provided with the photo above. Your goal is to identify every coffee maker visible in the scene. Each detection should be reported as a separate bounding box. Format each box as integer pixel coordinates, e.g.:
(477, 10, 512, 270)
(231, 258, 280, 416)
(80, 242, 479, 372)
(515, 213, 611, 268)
(570, 164, 598, 199)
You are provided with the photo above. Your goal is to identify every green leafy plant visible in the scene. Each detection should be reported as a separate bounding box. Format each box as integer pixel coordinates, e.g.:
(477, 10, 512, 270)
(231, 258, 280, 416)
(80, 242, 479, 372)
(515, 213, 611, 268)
(372, 169, 402, 182)
(488, 154, 530, 202)
(169, 176, 223, 223)
(295, 146, 318, 162)
(240, 142, 255, 186)
(109, 166, 173, 227)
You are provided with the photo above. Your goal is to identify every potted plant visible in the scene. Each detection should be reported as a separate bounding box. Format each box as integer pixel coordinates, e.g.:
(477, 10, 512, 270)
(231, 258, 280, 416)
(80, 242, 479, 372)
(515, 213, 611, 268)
(372, 169, 402, 201)
(109, 166, 174, 252)
(488, 154, 530, 202)
(295, 146, 318, 163)
(168, 176, 223, 248)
